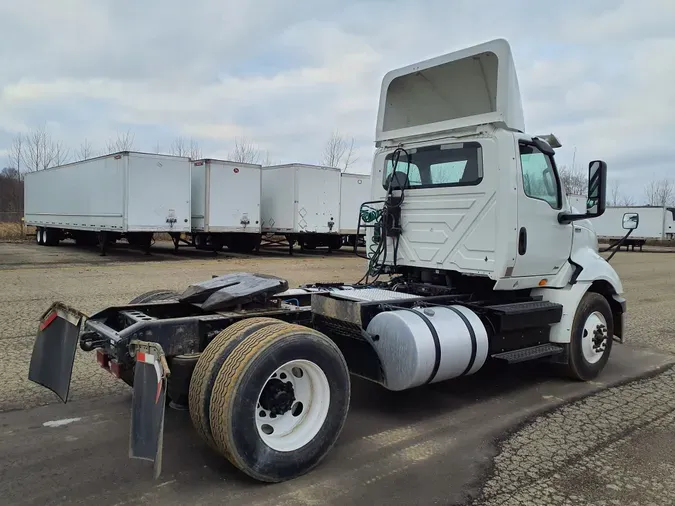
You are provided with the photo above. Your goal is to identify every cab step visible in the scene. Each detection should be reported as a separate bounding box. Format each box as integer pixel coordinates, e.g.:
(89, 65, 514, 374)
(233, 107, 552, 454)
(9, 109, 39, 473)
(483, 301, 563, 331)
(491, 343, 564, 364)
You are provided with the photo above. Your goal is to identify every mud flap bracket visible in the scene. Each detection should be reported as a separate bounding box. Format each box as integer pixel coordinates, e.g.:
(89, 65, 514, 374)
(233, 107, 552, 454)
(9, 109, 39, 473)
(128, 340, 171, 479)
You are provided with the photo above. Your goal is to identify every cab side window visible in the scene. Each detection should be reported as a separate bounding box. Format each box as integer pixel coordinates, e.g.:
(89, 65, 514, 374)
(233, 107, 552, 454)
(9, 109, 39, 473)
(519, 143, 561, 209)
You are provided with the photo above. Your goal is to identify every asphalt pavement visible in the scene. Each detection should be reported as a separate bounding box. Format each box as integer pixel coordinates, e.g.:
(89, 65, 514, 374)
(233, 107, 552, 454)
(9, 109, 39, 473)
(0, 345, 672, 506)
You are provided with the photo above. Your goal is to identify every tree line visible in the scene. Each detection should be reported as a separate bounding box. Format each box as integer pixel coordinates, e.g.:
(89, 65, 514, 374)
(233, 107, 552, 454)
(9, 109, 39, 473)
(558, 165, 673, 208)
(0, 125, 359, 219)
(5, 124, 669, 219)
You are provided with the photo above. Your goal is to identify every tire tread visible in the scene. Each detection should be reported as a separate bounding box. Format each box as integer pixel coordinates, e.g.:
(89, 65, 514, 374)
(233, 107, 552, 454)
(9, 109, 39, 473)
(209, 324, 339, 477)
(188, 317, 284, 448)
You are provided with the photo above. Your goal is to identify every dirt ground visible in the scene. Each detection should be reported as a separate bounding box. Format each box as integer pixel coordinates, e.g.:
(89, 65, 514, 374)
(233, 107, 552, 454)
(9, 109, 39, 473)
(0, 240, 674, 505)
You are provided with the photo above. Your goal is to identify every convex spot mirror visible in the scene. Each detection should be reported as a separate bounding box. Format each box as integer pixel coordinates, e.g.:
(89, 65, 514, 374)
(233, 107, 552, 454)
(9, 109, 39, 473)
(623, 212, 639, 230)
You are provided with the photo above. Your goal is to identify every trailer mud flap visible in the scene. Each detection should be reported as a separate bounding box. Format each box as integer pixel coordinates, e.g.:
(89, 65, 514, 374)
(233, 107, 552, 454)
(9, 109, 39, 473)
(129, 343, 168, 479)
(28, 303, 86, 403)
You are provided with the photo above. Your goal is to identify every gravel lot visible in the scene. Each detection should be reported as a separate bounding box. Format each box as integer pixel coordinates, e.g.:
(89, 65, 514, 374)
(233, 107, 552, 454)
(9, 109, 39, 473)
(0, 241, 674, 505)
(0, 241, 365, 411)
(475, 248, 675, 506)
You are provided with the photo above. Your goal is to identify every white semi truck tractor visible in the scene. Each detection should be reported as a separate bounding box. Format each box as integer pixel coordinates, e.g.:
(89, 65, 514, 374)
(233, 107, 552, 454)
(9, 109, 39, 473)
(28, 38, 636, 483)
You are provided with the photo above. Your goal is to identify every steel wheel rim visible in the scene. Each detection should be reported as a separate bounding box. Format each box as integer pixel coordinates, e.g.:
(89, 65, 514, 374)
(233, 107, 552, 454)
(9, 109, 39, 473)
(255, 359, 330, 452)
(581, 311, 608, 364)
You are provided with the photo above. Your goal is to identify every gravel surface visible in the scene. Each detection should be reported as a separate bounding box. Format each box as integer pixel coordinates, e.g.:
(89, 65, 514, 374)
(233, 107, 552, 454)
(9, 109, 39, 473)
(0, 242, 674, 505)
(0, 242, 365, 411)
(474, 249, 675, 506)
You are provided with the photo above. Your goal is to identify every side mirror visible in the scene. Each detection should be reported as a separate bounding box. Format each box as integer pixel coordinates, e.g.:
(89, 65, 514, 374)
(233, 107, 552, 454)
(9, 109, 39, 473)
(558, 159, 608, 224)
(622, 212, 639, 230)
(586, 160, 607, 217)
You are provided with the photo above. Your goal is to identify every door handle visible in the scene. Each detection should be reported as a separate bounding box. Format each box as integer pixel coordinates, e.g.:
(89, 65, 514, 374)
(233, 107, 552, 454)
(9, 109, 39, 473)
(518, 227, 527, 255)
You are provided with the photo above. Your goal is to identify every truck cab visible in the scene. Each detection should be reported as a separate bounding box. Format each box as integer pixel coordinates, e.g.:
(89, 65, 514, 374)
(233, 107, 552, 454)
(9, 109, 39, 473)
(361, 37, 625, 354)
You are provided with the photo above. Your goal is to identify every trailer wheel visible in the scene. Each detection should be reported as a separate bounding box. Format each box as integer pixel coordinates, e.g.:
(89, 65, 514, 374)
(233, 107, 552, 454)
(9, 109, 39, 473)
(188, 317, 286, 448)
(228, 234, 261, 254)
(35, 228, 43, 245)
(128, 289, 180, 304)
(43, 228, 60, 246)
(209, 324, 350, 482)
(329, 235, 343, 250)
(565, 292, 614, 381)
(111, 290, 184, 389)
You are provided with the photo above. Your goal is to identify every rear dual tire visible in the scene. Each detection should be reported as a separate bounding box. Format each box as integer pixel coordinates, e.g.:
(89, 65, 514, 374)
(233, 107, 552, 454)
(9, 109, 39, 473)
(189, 318, 350, 482)
(36, 227, 59, 246)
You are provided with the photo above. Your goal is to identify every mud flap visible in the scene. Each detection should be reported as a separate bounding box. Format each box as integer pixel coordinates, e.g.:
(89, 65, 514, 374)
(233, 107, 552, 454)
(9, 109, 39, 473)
(28, 303, 86, 403)
(129, 343, 169, 479)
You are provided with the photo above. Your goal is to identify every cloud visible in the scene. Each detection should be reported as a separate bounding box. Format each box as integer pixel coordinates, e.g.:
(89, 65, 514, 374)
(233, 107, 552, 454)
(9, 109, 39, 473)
(0, 0, 674, 201)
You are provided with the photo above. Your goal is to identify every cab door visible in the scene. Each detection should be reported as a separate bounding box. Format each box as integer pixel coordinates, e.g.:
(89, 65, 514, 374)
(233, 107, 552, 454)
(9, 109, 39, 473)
(510, 139, 573, 277)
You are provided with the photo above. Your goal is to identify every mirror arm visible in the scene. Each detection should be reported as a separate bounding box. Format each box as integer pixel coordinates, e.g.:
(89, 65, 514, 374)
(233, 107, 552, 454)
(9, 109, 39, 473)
(558, 212, 589, 224)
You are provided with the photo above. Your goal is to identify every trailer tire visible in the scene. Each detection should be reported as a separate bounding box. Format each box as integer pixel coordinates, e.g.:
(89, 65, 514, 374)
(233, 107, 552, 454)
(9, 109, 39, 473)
(43, 228, 60, 246)
(36, 228, 43, 245)
(188, 317, 287, 449)
(111, 290, 183, 389)
(565, 292, 614, 381)
(228, 234, 261, 254)
(128, 289, 180, 304)
(209, 324, 350, 482)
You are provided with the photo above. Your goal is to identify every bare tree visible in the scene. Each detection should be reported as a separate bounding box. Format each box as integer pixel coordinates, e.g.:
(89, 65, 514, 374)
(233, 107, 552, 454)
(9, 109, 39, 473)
(322, 130, 357, 171)
(7, 134, 23, 178)
(619, 194, 636, 206)
(262, 150, 273, 166)
(609, 179, 621, 206)
(153, 141, 162, 154)
(0, 168, 23, 214)
(170, 136, 202, 159)
(229, 137, 262, 164)
(52, 140, 70, 166)
(644, 178, 673, 207)
(170, 136, 187, 157)
(558, 164, 587, 196)
(21, 124, 68, 172)
(78, 139, 94, 160)
(106, 130, 135, 153)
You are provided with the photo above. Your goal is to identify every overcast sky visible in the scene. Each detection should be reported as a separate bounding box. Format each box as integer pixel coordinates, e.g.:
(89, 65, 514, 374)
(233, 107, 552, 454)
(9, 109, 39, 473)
(1, 0, 673, 202)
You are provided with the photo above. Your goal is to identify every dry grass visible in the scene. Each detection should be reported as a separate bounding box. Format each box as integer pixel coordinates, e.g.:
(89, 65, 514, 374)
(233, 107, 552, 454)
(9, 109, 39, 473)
(0, 222, 29, 241)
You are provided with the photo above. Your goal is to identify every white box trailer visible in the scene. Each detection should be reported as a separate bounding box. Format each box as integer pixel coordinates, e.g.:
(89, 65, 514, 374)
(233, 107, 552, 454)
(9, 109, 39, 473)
(189, 158, 263, 253)
(24, 151, 192, 254)
(261, 164, 342, 251)
(591, 205, 675, 250)
(567, 194, 587, 213)
(338, 172, 371, 239)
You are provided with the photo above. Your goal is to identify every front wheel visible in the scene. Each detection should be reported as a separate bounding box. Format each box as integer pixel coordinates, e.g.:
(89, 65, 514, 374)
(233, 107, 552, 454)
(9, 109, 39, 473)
(208, 324, 351, 482)
(565, 292, 614, 381)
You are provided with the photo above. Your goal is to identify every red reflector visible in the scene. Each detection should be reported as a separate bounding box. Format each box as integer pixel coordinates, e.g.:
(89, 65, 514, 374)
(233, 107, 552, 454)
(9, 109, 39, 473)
(233, 168, 239, 173)
(109, 360, 121, 378)
(39, 311, 58, 331)
(194, 161, 204, 166)
(136, 351, 146, 363)
(96, 349, 110, 369)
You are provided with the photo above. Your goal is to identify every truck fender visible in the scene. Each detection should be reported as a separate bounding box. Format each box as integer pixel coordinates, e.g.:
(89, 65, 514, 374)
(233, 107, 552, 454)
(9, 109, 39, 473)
(569, 246, 623, 294)
(532, 281, 594, 344)
(533, 247, 626, 344)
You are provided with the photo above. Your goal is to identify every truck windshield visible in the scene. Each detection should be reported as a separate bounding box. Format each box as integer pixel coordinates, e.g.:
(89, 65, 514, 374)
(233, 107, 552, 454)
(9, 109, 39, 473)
(383, 142, 483, 189)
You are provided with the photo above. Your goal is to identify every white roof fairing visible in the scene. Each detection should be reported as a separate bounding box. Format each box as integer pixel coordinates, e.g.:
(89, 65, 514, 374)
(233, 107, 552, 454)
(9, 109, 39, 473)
(375, 38, 525, 143)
